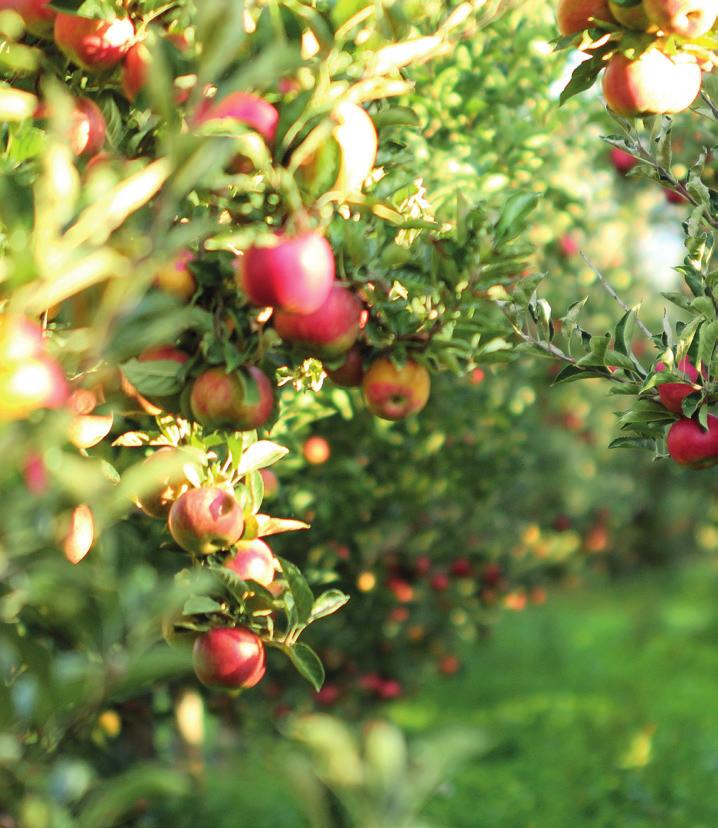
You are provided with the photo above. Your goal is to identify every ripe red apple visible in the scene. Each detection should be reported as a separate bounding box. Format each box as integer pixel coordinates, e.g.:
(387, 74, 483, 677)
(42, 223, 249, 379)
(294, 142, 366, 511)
(430, 572, 450, 592)
(644, 0, 718, 36)
(608, 0, 650, 28)
(0, 315, 45, 362)
(274, 284, 362, 359)
(71, 98, 106, 156)
(665, 188, 689, 204)
(154, 250, 196, 302)
(469, 367, 485, 385)
(325, 345, 364, 387)
(0, 356, 68, 421)
(195, 92, 279, 146)
(657, 358, 699, 413)
(134, 447, 194, 519)
(438, 655, 461, 675)
(122, 41, 151, 101)
(168, 487, 245, 555)
(362, 357, 431, 420)
(314, 683, 341, 706)
(303, 435, 331, 465)
(558, 233, 579, 257)
(602, 51, 702, 117)
(259, 468, 279, 499)
(667, 415, 718, 468)
(54, 14, 134, 72)
(226, 539, 276, 587)
(192, 627, 266, 689)
(23, 451, 48, 495)
(610, 147, 638, 174)
(557, 0, 614, 33)
(387, 577, 414, 603)
(450, 558, 472, 577)
(190, 365, 274, 431)
(377, 679, 402, 700)
(3, 0, 55, 37)
(415, 555, 431, 576)
(237, 232, 335, 315)
(481, 562, 502, 587)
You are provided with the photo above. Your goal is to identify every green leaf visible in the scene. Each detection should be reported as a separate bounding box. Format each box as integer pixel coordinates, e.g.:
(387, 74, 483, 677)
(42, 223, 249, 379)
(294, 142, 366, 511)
(278, 557, 314, 626)
(559, 54, 604, 106)
(237, 440, 289, 475)
(120, 358, 185, 397)
(182, 596, 222, 616)
(285, 642, 325, 691)
(309, 590, 350, 623)
(494, 192, 539, 244)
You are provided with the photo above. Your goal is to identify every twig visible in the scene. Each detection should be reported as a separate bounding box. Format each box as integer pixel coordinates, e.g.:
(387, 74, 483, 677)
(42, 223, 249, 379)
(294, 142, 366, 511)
(580, 253, 653, 340)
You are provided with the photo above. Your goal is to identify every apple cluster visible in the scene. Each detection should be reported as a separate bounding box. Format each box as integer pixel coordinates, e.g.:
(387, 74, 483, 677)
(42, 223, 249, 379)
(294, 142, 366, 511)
(557, 0, 717, 115)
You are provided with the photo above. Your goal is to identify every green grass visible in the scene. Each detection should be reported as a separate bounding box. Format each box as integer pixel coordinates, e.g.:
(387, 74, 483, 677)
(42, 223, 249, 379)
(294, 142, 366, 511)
(159, 561, 718, 827)
(398, 561, 718, 828)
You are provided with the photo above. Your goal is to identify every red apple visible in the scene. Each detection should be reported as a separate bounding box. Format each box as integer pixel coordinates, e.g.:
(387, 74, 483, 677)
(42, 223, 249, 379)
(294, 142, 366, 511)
(190, 365, 274, 431)
(557, 0, 614, 33)
(469, 367, 485, 385)
(54, 14, 134, 72)
(387, 577, 414, 603)
(558, 233, 579, 257)
(657, 358, 699, 413)
(259, 468, 279, 499)
(438, 655, 461, 675)
(602, 51, 702, 117)
(314, 683, 341, 706)
(430, 572, 450, 592)
(195, 92, 279, 146)
(134, 447, 194, 519)
(226, 539, 276, 587)
(71, 98, 106, 156)
(274, 284, 362, 358)
(192, 627, 266, 689)
(122, 41, 151, 101)
(326, 345, 364, 387)
(237, 232, 335, 315)
(610, 147, 637, 174)
(666, 415, 718, 468)
(168, 486, 245, 555)
(362, 357, 431, 420)
(450, 558, 472, 577)
(0, 315, 45, 362)
(415, 555, 431, 576)
(0, 356, 68, 421)
(665, 188, 689, 204)
(377, 679, 402, 700)
(644, 0, 718, 37)
(2, 0, 55, 37)
(303, 435, 331, 465)
(481, 563, 502, 587)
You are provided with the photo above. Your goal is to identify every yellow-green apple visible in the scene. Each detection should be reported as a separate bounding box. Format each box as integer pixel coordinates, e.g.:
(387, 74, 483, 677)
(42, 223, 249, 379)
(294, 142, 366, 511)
(237, 232, 335, 315)
(667, 415, 718, 468)
(226, 539, 276, 587)
(168, 486, 245, 555)
(60, 503, 94, 564)
(557, 0, 614, 33)
(190, 365, 274, 430)
(325, 345, 364, 387)
(153, 250, 196, 301)
(193, 627, 266, 689)
(303, 435, 331, 465)
(362, 357, 431, 420)
(602, 50, 702, 116)
(134, 447, 195, 519)
(644, 0, 718, 36)
(608, 0, 650, 28)
(273, 284, 362, 358)
(54, 14, 134, 72)
(1, 0, 55, 36)
(299, 101, 378, 195)
(122, 41, 151, 101)
(657, 358, 699, 413)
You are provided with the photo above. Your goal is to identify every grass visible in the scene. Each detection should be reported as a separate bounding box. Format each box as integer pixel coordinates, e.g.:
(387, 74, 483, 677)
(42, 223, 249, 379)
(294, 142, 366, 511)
(160, 560, 718, 827)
